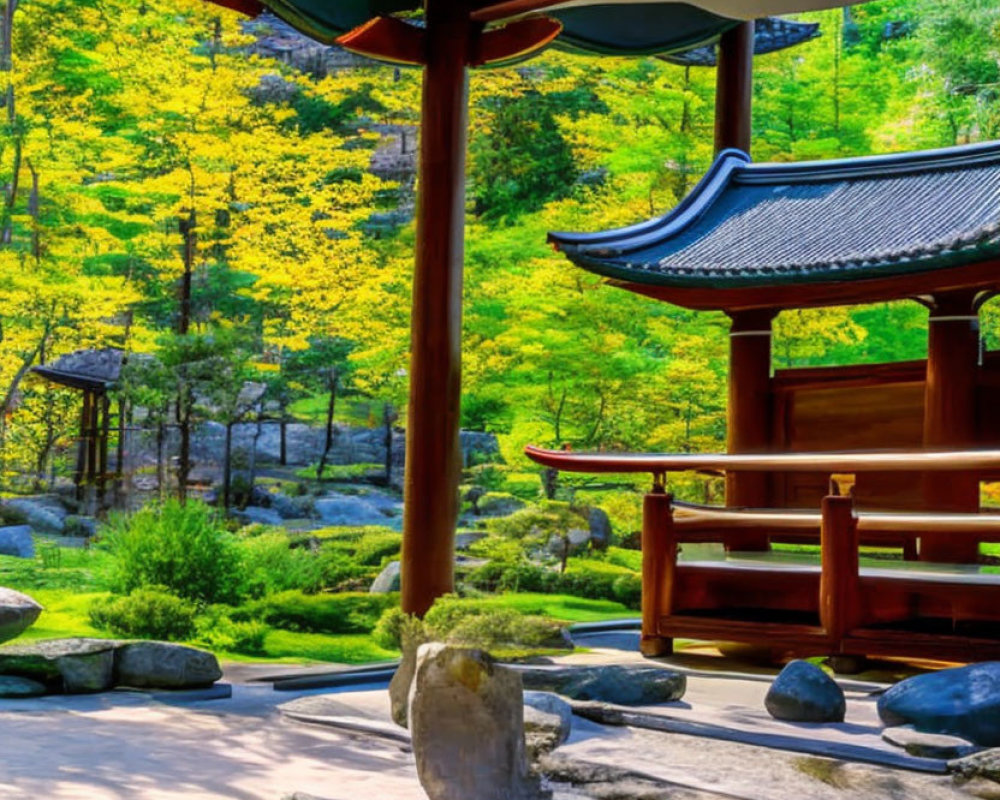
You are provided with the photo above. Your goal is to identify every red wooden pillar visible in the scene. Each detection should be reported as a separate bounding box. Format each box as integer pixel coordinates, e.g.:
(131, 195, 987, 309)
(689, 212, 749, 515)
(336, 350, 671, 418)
(641, 482, 674, 657)
(725, 309, 776, 550)
(714, 20, 754, 155)
(400, 1, 473, 617)
(921, 291, 981, 563)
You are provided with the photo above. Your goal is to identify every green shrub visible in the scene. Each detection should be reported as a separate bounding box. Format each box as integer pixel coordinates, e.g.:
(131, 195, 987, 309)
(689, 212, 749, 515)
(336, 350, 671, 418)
(317, 549, 373, 590)
(103, 500, 242, 604)
(372, 606, 425, 651)
(242, 590, 396, 634)
(353, 531, 403, 566)
(485, 501, 585, 539)
(195, 607, 268, 654)
(611, 574, 642, 609)
(239, 532, 325, 597)
(89, 587, 197, 640)
(294, 462, 383, 482)
(422, 595, 569, 651)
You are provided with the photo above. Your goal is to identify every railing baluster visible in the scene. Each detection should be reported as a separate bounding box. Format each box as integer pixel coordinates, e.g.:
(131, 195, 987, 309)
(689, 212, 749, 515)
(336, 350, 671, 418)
(820, 494, 860, 645)
(641, 485, 674, 657)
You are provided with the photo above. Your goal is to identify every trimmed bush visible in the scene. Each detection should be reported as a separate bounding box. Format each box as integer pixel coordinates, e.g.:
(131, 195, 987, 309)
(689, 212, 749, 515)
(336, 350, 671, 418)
(243, 590, 396, 634)
(372, 605, 424, 651)
(195, 607, 268, 654)
(239, 532, 324, 597)
(103, 500, 242, 604)
(422, 595, 570, 651)
(353, 531, 403, 566)
(89, 587, 197, 641)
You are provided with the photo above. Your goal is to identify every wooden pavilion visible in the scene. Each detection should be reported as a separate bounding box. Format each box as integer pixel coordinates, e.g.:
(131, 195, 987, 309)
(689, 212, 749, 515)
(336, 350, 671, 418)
(202, 0, 857, 617)
(32, 348, 124, 512)
(527, 142, 1000, 666)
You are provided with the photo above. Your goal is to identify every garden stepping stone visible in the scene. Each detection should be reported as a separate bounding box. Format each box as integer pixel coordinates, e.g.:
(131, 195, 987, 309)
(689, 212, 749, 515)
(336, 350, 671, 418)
(765, 660, 846, 723)
(0, 587, 42, 644)
(878, 662, 1000, 746)
(517, 664, 685, 706)
(949, 748, 1000, 782)
(882, 725, 979, 759)
(523, 691, 572, 758)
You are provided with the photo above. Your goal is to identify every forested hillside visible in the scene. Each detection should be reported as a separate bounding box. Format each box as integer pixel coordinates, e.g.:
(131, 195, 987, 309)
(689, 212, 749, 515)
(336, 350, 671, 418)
(0, 0, 998, 482)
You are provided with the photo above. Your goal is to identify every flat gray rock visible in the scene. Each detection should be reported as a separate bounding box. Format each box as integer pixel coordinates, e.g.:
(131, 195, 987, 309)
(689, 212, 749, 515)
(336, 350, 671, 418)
(765, 660, 845, 723)
(0, 587, 42, 644)
(0, 637, 118, 692)
(878, 662, 1000, 746)
(0, 526, 33, 558)
(519, 665, 685, 706)
(115, 642, 222, 689)
(882, 726, 979, 759)
(0, 674, 46, 697)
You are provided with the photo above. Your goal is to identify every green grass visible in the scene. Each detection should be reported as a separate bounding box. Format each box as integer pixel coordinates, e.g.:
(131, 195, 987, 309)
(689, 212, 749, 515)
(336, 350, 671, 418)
(293, 463, 383, 482)
(260, 629, 398, 663)
(288, 395, 376, 427)
(460, 592, 633, 622)
(15, 589, 113, 642)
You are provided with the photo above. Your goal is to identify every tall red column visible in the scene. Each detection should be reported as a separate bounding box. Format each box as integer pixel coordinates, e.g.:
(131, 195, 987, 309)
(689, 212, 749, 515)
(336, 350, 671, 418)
(400, 1, 472, 616)
(921, 291, 981, 563)
(714, 21, 754, 155)
(726, 309, 776, 550)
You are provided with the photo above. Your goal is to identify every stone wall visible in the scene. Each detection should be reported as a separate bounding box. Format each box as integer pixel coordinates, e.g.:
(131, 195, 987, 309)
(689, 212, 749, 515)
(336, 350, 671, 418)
(128, 422, 500, 471)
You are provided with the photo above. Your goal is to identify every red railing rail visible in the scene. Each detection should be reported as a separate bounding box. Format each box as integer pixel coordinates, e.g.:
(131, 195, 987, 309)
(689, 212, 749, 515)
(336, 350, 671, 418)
(524, 445, 1000, 475)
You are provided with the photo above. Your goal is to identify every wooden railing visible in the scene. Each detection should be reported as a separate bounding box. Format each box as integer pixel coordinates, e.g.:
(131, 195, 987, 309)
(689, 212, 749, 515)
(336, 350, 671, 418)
(525, 446, 1000, 663)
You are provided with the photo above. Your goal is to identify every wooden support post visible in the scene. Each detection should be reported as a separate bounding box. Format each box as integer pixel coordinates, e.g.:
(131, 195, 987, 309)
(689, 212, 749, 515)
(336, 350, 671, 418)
(641, 481, 674, 657)
(87, 391, 99, 514)
(922, 291, 980, 563)
(97, 393, 110, 512)
(714, 21, 754, 155)
(725, 309, 776, 550)
(400, 1, 473, 617)
(819, 494, 859, 645)
(74, 391, 90, 503)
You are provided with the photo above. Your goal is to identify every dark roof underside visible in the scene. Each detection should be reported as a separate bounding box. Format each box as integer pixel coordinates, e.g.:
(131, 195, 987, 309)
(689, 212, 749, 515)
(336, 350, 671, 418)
(550, 142, 1000, 290)
(235, 0, 826, 59)
(661, 16, 819, 67)
(33, 349, 124, 391)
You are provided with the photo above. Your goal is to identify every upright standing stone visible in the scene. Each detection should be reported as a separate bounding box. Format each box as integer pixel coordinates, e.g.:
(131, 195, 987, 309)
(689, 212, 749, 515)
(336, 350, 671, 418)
(409, 643, 549, 800)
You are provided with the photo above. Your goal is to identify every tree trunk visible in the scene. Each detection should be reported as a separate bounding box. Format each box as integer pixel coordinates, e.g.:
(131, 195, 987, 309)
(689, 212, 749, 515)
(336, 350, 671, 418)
(383, 402, 396, 485)
(155, 417, 166, 502)
(247, 401, 264, 497)
(316, 368, 337, 480)
(223, 421, 233, 510)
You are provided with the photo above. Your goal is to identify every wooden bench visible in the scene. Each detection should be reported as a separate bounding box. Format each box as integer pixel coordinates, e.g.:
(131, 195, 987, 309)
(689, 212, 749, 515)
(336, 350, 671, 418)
(525, 446, 1000, 666)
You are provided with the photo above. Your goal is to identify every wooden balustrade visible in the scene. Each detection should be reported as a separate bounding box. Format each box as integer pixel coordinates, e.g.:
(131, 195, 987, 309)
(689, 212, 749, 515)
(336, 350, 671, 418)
(540, 445, 1000, 664)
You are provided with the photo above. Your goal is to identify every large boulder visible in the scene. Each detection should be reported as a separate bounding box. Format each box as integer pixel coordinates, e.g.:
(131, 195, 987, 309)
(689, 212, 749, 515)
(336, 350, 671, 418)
(409, 643, 549, 800)
(587, 508, 613, 550)
(389, 623, 428, 728)
(949, 748, 1000, 782)
(0, 526, 33, 559)
(878, 662, 1000, 746)
(547, 529, 591, 558)
(370, 561, 401, 594)
(115, 642, 222, 688)
(234, 506, 284, 527)
(523, 691, 572, 758)
(0, 638, 117, 692)
(765, 660, 846, 723)
(3, 497, 66, 534)
(477, 493, 525, 518)
(315, 495, 400, 528)
(0, 588, 42, 644)
(519, 664, 686, 706)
